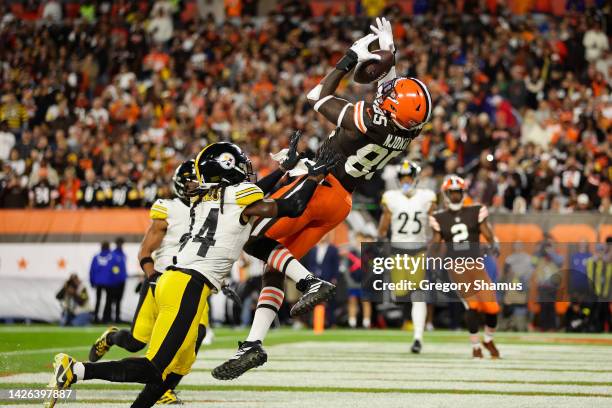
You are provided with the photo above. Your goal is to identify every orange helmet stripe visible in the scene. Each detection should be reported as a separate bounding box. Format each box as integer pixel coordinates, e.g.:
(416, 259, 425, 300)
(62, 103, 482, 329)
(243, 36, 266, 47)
(408, 77, 432, 124)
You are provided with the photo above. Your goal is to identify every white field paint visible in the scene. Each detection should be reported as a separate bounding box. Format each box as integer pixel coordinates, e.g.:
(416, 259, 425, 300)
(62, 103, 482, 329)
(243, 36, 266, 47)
(1, 341, 611, 408)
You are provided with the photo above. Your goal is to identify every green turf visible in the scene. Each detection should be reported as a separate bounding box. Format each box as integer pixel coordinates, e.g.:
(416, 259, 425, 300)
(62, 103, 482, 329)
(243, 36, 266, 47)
(1, 325, 611, 375)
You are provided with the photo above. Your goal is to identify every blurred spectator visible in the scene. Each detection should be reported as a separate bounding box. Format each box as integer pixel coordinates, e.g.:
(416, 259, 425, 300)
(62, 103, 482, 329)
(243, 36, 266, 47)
(570, 241, 593, 296)
(58, 167, 81, 208)
(28, 168, 58, 208)
(500, 243, 533, 331)
(529, 240, 564, 331)
(303, 234, 340, 326)
(42, 0, 62, 23)
(89, 241, 114, 323)
(586, 240, 611, 332)
(0, 93, 28, 137)
(0, 121, 15, 161)
(0, 4, 607, 211)
(0, 173, 28, 207)
(109, 237, 128, 324)
(342, 233, 373, 329)
(148, 3, 174, 45)
(56, 273, 92, 326)
(583, 20, 609, 64)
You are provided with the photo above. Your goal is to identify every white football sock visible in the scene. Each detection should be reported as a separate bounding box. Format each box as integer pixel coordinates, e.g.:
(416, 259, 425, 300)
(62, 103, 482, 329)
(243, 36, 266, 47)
(73, 362, 85, 381)
(363, 318, 371, 328)
(348, 317, 357, 328)
(412, 302, 426, 341)
(245, 287, 284, 343)
(470, 334, 481, 349)
(484, 326, 495, 343)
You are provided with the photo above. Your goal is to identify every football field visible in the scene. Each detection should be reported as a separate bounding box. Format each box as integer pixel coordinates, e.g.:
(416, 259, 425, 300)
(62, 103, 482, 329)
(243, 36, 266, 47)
(1, 326, 611, 407)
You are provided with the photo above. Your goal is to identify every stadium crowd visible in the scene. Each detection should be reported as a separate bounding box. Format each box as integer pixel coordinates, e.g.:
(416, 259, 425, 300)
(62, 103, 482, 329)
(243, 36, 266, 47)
(0, 0, 609, 213)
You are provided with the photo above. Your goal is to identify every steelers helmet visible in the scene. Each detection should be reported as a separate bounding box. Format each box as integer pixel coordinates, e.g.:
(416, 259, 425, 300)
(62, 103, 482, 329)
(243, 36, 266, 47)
(398, 159, 421, 179)
(172, 159, 197, 199)
(194, 142, 254, 186)
(397, 159, 421, 194)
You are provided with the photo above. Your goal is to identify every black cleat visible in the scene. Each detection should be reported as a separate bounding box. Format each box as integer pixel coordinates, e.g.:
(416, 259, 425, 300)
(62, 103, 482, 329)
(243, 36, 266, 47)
(411, 340, 422, 354)
(290, 277, 336, 317)
(88, 326, 118, 362)
(211, 340, 267, 380)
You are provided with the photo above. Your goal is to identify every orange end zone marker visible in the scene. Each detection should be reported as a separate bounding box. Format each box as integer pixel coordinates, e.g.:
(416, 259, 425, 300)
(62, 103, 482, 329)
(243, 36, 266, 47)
(313, 304, 325, 334)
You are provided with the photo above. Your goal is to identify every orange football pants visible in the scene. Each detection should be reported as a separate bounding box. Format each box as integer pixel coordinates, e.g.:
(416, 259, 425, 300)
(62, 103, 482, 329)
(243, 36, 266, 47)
(255, 174, 352, 259)
(449, 265, 501, 315)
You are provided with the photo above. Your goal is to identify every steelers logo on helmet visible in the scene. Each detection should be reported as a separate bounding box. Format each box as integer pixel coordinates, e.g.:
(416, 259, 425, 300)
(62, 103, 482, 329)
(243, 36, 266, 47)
(195, 142, 254, 186)
(217, 152, 236, 170)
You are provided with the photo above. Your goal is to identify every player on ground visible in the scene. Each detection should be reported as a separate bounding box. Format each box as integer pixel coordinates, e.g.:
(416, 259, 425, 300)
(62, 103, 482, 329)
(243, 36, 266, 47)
(86, 160, 198, 404)
(214, 17, 433, 379)
(429, 175, 501, 359)
(47, 143, 337, 408)
(377, 160, 436, 354)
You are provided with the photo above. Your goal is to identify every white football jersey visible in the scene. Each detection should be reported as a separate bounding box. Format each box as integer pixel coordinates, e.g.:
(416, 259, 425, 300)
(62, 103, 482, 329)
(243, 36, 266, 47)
(382, 188, 436, 247)
(174, 182, 264, 290)
(149, 198, 191, 272)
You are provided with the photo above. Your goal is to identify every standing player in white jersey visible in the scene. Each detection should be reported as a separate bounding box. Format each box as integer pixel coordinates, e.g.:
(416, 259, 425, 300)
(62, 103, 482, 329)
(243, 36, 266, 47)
(87, 160, 199, 404)
(47, 142, 337, 408)
(377, 160, 436, 353)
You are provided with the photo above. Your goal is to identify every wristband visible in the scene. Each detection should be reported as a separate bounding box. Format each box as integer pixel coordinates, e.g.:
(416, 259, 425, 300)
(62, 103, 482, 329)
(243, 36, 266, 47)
(336, 49, 358, 72)
(140, 256, 154, 270)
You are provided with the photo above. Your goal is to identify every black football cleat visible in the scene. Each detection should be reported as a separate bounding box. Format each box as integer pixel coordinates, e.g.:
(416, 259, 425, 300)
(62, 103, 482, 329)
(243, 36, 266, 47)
(411, 340, 422, 354)
(290, 277, 336, 317)
(88, 326, 118, 362)
(211, 341, 267, 380)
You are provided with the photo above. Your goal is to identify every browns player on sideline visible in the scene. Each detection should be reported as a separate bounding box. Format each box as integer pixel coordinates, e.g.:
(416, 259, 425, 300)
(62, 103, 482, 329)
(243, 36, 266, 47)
(213, 17, 433, 380)
(429, 175, 501, 359)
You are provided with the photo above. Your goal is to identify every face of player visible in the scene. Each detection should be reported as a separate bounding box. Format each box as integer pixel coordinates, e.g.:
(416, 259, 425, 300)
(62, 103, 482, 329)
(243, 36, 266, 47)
(448, 190, 464, 205)
(400, 175, 415, 194)
(184, 181, 199, 196)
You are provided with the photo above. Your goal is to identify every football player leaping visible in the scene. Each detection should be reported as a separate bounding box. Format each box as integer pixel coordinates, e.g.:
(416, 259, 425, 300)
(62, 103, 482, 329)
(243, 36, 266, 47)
(377, 160, 436, 354)
(47, 143, 337, 408)
(429, 175, 501, 359)
(213, 17, 433, 380)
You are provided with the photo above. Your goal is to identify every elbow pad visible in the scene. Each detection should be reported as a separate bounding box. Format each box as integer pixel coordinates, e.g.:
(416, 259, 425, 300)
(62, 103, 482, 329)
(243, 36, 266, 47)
(275, 179, 318, 218)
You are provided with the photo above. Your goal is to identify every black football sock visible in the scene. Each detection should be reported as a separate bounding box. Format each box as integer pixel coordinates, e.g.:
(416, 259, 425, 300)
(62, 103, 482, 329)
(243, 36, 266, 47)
(131, 373, 183, 408)
(84, 357, 161, 384)
(108, 329, 146, 352)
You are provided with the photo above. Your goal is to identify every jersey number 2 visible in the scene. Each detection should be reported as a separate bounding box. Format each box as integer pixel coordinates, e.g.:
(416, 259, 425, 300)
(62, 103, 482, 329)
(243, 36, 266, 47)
(194, 208, 219, 257)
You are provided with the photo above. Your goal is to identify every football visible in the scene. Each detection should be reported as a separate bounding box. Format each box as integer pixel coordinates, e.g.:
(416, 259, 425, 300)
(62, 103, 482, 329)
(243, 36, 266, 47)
(353, 50, 394, 84)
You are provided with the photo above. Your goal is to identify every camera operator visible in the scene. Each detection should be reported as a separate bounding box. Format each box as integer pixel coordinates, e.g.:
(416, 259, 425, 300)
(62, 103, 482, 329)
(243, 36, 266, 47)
(56, 273, 92, 326)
